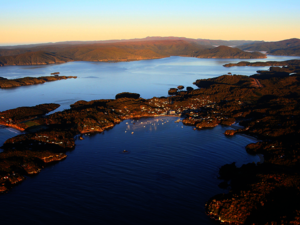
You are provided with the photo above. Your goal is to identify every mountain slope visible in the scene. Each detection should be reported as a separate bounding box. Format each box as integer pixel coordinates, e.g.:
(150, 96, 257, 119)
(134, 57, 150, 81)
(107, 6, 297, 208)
(240, 38, 300, 55)
(194, 46, 266, 59)
(0, 51, 71, 66)
(0, 37, 261, 57)
(0, 40, 266, 66)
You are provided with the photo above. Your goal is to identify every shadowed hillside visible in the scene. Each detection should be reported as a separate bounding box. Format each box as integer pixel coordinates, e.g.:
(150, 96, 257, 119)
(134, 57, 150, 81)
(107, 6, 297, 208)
(194, 46, 266, 59)
(240, 38, 300, 56)
(0, 51, 71, 66)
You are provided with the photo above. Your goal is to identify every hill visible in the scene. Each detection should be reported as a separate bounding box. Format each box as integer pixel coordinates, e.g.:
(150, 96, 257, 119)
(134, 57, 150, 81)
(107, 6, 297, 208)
(0, 40, 207, 66)
(193, 46, 266, 59)
(240, 38, 300, 56)
(0, 36, 261, 57)
(0, 40, 266, 66)
(0, 51, 71, 66)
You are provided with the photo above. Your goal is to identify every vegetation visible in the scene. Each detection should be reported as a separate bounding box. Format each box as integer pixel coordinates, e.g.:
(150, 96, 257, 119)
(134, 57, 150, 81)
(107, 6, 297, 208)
(194, 46, 266, 59)
(0, 39, 265, 66)
(240, 38, 300, 56)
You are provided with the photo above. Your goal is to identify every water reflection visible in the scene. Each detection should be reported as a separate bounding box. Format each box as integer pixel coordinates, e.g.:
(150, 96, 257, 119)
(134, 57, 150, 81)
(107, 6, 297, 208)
(124, 118, 172, 132)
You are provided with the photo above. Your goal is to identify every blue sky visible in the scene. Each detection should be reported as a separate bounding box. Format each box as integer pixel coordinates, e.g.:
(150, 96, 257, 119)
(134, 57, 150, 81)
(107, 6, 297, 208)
(1, 0, 299, 45)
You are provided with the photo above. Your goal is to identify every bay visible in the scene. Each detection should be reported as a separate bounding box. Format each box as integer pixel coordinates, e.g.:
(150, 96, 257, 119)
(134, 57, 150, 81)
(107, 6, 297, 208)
(0, 55, 299, 224)
(0, 117, 260, 225)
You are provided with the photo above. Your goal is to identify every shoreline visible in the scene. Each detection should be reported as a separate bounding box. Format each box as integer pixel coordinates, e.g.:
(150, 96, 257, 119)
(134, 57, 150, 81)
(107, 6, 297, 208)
(0, 59, 300, 223)
(0, 122, 25, 131)
(0, 90, 265, 194)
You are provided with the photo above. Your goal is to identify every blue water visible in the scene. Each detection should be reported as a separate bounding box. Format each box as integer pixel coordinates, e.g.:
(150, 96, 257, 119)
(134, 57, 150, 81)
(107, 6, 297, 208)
(0, 56, 297, 224)
(1, 55, 299, 112)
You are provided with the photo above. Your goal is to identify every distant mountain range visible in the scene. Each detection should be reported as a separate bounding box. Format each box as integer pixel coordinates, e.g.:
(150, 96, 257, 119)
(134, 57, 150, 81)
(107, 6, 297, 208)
(0, 40, 207, 66)
(0, 37, 261, 52)
(0, 37, 260, 59)
(0, 37, 299, 66)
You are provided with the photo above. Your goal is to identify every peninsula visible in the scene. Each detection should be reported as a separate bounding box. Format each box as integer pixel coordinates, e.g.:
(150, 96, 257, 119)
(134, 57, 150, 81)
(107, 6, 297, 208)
(1, 60, 300, 223)
(0, 75, 77, 88)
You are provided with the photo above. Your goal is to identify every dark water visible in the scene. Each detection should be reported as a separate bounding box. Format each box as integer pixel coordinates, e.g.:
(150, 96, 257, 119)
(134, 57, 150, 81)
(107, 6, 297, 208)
(0, 117, 259, 225)
(0, 56, 297, 224)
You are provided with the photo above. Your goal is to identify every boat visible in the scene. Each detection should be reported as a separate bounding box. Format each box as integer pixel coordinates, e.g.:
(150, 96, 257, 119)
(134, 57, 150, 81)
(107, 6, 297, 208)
(174, 119, 181, 123)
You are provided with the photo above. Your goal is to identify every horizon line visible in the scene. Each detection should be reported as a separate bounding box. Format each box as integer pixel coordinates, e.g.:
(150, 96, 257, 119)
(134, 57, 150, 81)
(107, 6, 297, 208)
(0, 36, 273, 47)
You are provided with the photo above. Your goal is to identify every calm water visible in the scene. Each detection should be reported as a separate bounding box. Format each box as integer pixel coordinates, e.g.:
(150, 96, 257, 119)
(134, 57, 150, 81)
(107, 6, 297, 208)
(1, 55, 299, 112)
(0, 117, 259, 225)
(0, 56, 298, 224)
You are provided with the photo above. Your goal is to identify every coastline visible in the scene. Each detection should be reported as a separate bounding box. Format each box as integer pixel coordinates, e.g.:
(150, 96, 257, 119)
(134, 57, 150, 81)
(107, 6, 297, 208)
(0, 122, 25, 131)
(0, 59, 300, 224)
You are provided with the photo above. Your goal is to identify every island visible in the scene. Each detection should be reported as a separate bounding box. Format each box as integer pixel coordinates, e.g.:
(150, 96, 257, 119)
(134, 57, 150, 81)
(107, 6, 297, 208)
(0, 75, 77, 88)
(1, 61, 300, 224)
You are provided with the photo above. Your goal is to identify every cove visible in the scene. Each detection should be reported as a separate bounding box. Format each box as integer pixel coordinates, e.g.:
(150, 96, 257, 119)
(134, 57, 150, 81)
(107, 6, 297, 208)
(0, 117, 260, 225)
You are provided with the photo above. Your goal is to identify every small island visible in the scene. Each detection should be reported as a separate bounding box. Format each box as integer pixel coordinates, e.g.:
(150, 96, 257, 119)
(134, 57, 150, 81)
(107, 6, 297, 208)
(0, 61, 300, 223)
(0, 75, 77, 88)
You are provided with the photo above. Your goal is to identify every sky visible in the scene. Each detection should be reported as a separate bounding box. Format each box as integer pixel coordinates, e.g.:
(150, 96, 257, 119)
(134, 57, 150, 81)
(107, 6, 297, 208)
(1, 0, 300, 45)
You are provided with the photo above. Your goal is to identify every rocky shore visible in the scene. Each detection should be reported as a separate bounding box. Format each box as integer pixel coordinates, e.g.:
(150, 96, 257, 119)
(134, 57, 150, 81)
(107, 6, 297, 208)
(203, 61, 300, 224)
(0, 75, 77, 88)
(1, 61, 300, 223)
